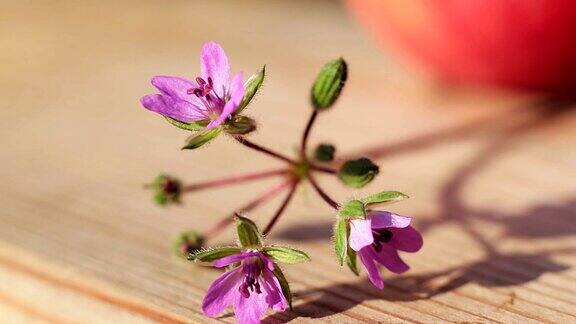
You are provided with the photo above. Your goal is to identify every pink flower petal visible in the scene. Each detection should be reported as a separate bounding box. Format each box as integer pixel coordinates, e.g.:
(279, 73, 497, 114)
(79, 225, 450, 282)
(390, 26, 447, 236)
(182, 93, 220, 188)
(202, 267, 242, 317)
(206, 72, 244, 129)
(140, 94, 206, 122)
(259, 253, 275, 272)
(370, 245, 410, 274)
(151, 76, 202, 107)
(200, 42, 230, 98)
(261, 268, 288, 311)
(388, 226, 423, 253)
(369, 211, 412, 229)
(349, 219, 374, 251)
(212, 251, 259, 268)
(358, 248, 384, 289)
(233, 285, 269, 324)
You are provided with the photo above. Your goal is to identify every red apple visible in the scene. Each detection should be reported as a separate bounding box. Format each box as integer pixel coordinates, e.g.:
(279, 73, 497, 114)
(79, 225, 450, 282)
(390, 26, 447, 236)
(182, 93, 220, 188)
(346, 0, 576, 92)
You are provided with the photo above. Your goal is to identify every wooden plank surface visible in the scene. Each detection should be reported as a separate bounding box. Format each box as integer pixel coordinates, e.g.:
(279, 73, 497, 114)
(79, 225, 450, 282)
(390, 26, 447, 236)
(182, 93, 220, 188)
(1, 0, 576, 323)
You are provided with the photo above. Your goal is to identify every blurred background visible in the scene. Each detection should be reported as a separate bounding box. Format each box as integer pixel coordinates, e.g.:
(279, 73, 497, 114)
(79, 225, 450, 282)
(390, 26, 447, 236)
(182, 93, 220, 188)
(1, 0, 575, 322)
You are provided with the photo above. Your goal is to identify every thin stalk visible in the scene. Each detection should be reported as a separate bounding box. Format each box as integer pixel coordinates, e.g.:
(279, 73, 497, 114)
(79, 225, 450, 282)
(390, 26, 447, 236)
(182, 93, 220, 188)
(309, 163, 337, 175)
(262, 180, 299, 236)
(234, 136, 297, 164)
(300, 110, 318, 156)
(182, 168, 289, 193)
(203, 179, 292, 239)
(308, 175, 340, 210)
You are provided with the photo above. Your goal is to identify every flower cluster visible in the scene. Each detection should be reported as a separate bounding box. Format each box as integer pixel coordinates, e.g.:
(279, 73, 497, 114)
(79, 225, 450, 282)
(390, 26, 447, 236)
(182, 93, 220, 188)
(140, 42, 423, 323)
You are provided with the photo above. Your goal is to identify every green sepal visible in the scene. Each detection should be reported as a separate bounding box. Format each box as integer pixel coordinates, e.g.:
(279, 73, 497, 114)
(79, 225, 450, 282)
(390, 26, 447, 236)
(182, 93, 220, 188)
(338, 158, 379, 188)
(311, 58, 347, 111)
(333, 218, 348, 265)
(338, 199, 366, 219)
(361, 190, 409, 207)
(188, 246, 242, 262)
(237, 65, 265, 114)
(181, 127, 222, 150)
(172, 230, 204, 258)
(314, 143, 335, 162)
(262, 246, 310, 264)
(165, 117, 207, 131)
(236, 215, 262, 248)
(346, 246, 359, 276)
(272, 265, 293, 310)
(224, 115, 257, 135)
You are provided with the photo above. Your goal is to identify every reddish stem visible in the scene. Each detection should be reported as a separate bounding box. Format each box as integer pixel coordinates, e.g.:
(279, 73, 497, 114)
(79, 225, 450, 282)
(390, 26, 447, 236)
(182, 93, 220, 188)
(203, 179, 293, 239)
(262, 180, 299, 236)
(310, 163, 337, 174)
(300, 110, 318, 156)
(308, 175, 340, 210)
(234, 136, 297, 165)
(182, 168, 289, 193)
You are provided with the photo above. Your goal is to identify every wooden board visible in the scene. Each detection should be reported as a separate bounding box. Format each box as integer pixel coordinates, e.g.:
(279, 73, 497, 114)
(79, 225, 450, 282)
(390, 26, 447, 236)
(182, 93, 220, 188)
(1, 1, 575, 322)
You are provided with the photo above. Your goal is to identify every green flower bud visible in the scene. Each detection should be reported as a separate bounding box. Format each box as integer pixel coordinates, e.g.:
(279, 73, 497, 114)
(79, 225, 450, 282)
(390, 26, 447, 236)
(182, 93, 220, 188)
(151, 174, 182, 206)
(338, 158, 379, 188)
(172, 230, 204, 258)
(314, 143, 335, 162)
(311, 58, 347, 111)
(224, 115, 257, 135)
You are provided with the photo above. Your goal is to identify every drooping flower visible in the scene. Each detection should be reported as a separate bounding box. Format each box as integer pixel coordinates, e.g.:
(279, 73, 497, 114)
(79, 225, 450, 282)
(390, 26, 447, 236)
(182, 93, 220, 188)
(348, 211, 423, 289)
(191, 216, 309, 323)
(202, 250, 288, 324)
(140, 42, 245, 130)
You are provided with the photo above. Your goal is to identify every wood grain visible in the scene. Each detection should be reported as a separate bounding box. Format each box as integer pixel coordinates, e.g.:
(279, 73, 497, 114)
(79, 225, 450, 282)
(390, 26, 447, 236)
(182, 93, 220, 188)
(1, 0, 575, 323)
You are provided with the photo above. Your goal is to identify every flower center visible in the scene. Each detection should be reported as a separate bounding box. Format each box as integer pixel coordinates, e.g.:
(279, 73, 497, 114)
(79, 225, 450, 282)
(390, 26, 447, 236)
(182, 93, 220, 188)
(187, 77, 226, 118)
(371, 229, 393, 252)
(188, 77, 214, 98)
(238, 258, 262, 298)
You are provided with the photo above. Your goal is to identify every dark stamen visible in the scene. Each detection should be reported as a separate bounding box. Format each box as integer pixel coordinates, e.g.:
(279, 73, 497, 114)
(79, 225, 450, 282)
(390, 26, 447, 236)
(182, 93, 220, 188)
(239, 260, 263, 298)
(371, 229, 393, 251)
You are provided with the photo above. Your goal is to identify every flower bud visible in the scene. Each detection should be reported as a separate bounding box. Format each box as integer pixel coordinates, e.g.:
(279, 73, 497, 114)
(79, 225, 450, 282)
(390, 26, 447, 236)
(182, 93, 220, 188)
(151, 174, 182, 206)
(224, 115, 257, 135)
(311, 58, 347, 111)
(173, 230, 204, 258)
(314, 143, 335, 162)
(338, 158, 379, 188)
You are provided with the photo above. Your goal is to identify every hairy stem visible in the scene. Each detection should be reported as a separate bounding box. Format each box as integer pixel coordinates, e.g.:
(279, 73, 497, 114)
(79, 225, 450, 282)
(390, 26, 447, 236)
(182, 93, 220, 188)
(262, 180, 299, 236)
(203, 179, 293, 239)
(234, 136, 297, 164)
(308, 175, 340, 210)
(182, 168, 289, 193)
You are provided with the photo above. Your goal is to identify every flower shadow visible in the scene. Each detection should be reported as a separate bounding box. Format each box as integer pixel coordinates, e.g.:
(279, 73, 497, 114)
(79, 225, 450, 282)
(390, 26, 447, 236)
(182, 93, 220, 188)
(264, 250, 570, 323)
(268, 97, 576, 322)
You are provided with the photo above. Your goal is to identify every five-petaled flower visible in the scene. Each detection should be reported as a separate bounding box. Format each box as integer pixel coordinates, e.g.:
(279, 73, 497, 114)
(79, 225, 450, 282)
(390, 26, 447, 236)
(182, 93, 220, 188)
(202, 250, 287, 324)
(141, 42, 244, 129)
(348, 211, 423, 289)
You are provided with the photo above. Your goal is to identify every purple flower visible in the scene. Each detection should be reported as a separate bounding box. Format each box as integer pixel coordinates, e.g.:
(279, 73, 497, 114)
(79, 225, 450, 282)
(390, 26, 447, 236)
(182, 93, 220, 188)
(202, 250, 288, 324)
(349, 211, 423, 289)
(141, 42, 245, 129)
